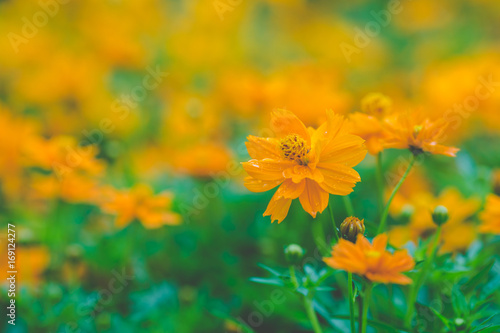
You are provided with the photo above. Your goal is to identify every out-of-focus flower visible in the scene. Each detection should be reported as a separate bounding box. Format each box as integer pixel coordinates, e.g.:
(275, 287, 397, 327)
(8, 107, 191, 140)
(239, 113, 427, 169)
(242, 109, 366, 223)
(263, 66, 352, 126)
(170, 143, 233, 177)
(389, 188, 480, 254)
(0, 242, 49, 288)
(350, 93, 394, 155)
(479, 194, 500, 234)
(360, 93, 393, 117)
(323, 234, 415, 285)
(29, 173, 101, 204)
(0, 108, 38, 198)
(383, 110, 460, 157)
(100, 184, 181, 229)
(24, 136, 105, 177)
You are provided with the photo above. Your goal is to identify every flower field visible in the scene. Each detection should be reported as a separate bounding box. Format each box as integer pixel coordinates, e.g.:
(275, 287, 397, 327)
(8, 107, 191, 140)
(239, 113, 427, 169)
(0, 0, 499, 332)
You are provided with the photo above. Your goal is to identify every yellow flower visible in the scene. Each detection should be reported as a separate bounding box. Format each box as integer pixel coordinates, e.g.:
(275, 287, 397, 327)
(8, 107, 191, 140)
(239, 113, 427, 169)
(479, 194, 500, 234)
(242, 109, 366, 223)
(100, 184, 181, 229)
(360, 93, 393, 117)
(388, 188, 480, 254)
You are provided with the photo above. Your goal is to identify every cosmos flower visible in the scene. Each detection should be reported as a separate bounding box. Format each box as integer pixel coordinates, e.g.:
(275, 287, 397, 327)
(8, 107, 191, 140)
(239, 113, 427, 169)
(383, 110, 459, 157)
(100, 184, 181, 229)
(242, 109, 367, 223)
(479, 194, 500, 234)
(323, 234, 415, 285)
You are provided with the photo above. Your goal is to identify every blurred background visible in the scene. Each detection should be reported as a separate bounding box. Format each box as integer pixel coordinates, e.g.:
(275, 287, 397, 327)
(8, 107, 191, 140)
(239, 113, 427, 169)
(0, 0, 500, 332)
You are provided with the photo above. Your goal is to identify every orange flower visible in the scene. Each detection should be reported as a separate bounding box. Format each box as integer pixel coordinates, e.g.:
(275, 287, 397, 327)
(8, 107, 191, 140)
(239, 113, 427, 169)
(350, 113, 389, 155)
(100, 184, 181, 229)
(323, 234, 415, 285)
(242, 109, 367, 223)
(383, 110, 459, 157)
(479, 194, 500, 234)
(350, 93, 393, 155)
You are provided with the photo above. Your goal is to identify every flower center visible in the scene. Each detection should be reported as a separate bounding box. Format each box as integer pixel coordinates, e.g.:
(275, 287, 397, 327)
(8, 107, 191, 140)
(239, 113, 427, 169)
(279, 134, 310, 165)
(413, 125, 423, 137)
(365, 250, 381, 259)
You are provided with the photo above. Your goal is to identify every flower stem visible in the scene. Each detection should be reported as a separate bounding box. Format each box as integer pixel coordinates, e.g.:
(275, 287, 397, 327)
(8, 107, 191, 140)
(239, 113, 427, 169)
(377, 154, 415, 234)
(328, 200, 339, 243)
(375, 152, 384, 215)
(361, 283, 374, 333)
(343, 195, 355, 217)
(304, 294, 324, 333)
(405, 226, 441, 327)
(313, 219, 328, 256)
(289, 266, 323, 333)
(348, 272, 356, 333)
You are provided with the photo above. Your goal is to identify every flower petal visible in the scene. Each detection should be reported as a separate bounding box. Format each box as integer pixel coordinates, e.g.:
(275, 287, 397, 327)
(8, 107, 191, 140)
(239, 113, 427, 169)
(299, 179, 329, 218)
(271, 108, 311, 143)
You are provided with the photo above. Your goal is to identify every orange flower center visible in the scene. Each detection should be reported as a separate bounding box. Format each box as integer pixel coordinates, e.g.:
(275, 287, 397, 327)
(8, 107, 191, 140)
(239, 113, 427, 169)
(279, 134, 310, 165)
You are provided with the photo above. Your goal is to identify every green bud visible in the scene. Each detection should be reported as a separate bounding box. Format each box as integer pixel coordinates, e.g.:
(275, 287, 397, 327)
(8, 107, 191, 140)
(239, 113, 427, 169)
(284, 244, 304, 265)
(432, 205, 449, 226)
(453, 318, 466, 330)
(340, 217, 365, 243)
(400, 204, 414, 223)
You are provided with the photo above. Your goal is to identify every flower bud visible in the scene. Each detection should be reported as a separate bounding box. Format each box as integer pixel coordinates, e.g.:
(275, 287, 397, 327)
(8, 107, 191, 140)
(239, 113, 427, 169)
(400, 204, 414, 223)
(340, 217, 365, 243)
(432, 205, 449, 226)
(284, 244, 305, 265)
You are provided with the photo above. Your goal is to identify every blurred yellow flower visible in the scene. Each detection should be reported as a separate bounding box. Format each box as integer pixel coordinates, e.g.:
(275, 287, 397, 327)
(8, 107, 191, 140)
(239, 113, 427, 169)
(350, 93, 394, 155)
(100, 184, 181, 229)
(479, 194, 500, 234)
(242, 109, 366, 223)
(389, 188, 480, 254)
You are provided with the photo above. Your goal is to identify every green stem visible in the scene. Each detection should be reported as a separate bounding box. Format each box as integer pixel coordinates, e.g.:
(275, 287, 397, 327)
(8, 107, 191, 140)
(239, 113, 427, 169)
(375, 152, 384, 215)
(290, 266, 300, 289)
(404, 226, 441, 327)
(377, 154, 415, 234)
(361, 283, 374, 333)
(304, 295, 324, 333)
(289, 266, 323, 333)
(313, 219, 328, 256)
(328, 200, 339, 243)
(348, 273, 356, 333)
(343, 195, 355, 217)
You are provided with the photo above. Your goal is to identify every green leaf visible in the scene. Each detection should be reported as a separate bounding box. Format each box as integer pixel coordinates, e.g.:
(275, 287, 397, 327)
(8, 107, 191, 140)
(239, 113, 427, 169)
(304, 264, 319, 283)
(471, 314, 498, 332)
(462, 260, 494, 295)
(472, 325, 500, 333)
(257, 263, 283, 277)
(314, 286, 336, 292)
(451, 285, 468, 317)
(249, 277, 284, 287)
(415, 303, 451, 329)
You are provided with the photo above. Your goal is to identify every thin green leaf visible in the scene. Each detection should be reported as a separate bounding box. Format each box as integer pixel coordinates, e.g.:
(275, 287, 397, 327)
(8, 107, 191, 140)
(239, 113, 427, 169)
(462, 260, 494, 295)
(257, 263, 283, 277)
(249, 277, 284, 286)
